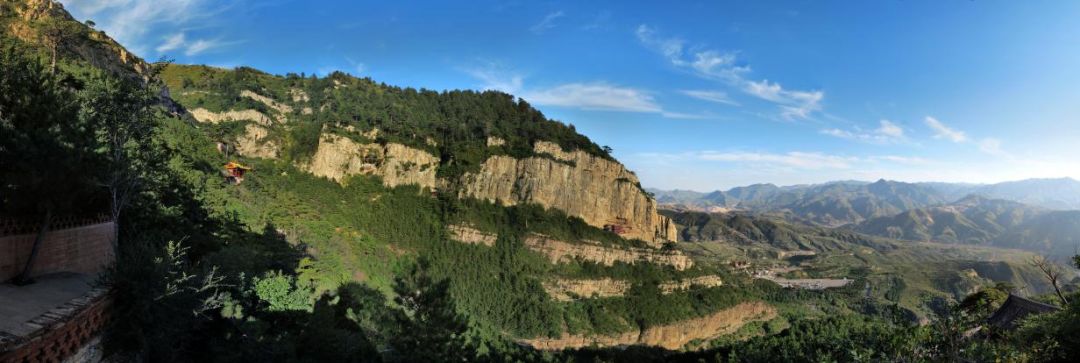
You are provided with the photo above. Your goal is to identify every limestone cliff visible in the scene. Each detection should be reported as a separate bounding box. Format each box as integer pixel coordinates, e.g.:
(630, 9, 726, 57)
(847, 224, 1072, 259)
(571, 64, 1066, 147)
(543, 275, 723, 301)
(458, 141, 677, 246)
(522, 301, 777, 350)
(543, 278, 630, 301)
(523, 234, 692, 270)
(447, 224, 497, 246)
(235, 124, 279, 159)
(305, 133, 439, 190)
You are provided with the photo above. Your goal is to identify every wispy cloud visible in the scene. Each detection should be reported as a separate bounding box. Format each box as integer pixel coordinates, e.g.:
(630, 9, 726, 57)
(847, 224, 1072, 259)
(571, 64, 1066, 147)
(466, 63, 703, 117)
(184, 38, 230, 56)
(524, 82, 661, 112)
(697, 151, 856, 169)
(821, 120, 906, 144)
(640, 150, 858, 170)
(530, 11, 565, 34)
(153, 31, 231, 56)
(680, 90, 739, 106)
(636, 24, 821, 120)
(924, 116, 967, 143)
(923, 116, 1012, 157)
(344, 56, 366, 75)
(743, 80, 823, 120)
(978, 137, 1006, 156)
(155, 32, 186, 53)
(61, 0, 236, 56)
(872, 155, 931, 165)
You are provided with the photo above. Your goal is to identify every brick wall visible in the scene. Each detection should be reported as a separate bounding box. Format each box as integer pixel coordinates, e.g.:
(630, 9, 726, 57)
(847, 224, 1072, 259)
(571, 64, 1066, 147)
(0, 289, 111, 363)
(0, 222, 115, 282)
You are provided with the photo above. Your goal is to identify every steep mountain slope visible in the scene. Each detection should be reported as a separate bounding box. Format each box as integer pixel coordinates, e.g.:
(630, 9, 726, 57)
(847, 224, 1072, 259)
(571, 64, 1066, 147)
(160, 64, 676, 245)
(0, 0, 148, 79)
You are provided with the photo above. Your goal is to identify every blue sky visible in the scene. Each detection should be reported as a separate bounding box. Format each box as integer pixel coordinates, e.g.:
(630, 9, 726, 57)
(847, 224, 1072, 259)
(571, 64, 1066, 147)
(62, 0, 1080, 191)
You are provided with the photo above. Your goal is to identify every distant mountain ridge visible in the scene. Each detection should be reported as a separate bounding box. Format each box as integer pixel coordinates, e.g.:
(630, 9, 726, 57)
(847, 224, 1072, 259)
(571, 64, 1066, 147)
(652, 179, 949, 226)
(650, 177, 1080, 216)
(853, 195, 1080, 257)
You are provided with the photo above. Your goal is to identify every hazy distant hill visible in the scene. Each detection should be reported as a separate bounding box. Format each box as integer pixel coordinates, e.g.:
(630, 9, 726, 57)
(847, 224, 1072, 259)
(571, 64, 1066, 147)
(854, 195, 1041, 244)
(661, 209, 894, 252)
(993, 210, 1080, 257)
(972, 178, 1080, 210)
(653, 177, 1080, 223)
(654, 179, 948, 226)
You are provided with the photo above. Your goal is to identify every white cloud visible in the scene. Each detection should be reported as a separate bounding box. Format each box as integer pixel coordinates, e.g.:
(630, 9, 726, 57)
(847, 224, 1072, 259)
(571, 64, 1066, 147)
(61, 0, 234, 56)
(651, 151, 857, 170)
(680, 90, 739, 106)
(877, 120, 904, 138)
(924, 116, 968, 143)
(821, 120, 906, 144)
(155, 32, 185, 53)
(465, 63, 705, 117)
(465, 63, 524, 94)
(660, 111, 713, 120)
(530, 11, 565, 34)
(151, 31, 229, 56)
(635, 25, 686, 65)
(523, 83, 661, 112)
(184, 38, 225, 56)
(744, 80, 823, 120)
(978, 138, 1006, 156)
(636, 24, 822, 120)
(920, 117, 1013, 157)
(873, 155, 930, 165)
(344, 56, 366, 75)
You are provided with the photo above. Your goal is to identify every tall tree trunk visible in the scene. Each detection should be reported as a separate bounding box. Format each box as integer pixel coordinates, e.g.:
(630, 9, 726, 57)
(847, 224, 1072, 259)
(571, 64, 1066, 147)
(13, 208, 52, 285)
(1053, 283, 1069, 306)
(50, 44, 57, 74)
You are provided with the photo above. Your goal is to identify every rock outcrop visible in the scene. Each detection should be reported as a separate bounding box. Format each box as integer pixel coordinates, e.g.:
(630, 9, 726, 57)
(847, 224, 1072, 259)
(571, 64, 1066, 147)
(544, 275, 724, 301)
(240, 90, 292, 121)
(305, 133, 439, 189)
(458, 141, 676, 246)
(544, 278, 630, 301)
(522, 301, 777, 350)
(659, 275, 724, 294)
(447, 224, 497, 246)
(189, 108, 273, 126)
(235, 124, 279, 159)
(524, 234, 692, 271)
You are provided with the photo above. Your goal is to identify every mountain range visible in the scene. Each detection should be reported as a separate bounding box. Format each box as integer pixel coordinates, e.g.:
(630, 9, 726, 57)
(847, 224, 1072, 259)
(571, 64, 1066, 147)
(652, 179, 1080, 257)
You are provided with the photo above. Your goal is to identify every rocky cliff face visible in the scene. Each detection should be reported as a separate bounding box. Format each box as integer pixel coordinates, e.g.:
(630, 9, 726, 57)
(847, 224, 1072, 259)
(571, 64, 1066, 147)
(523, 234, 692, 270)
(543, 275, 724, 301)
(305, 133, 440, 190)
(522, 301, 777, 350)
(458, 141, 676, 246)
(302, 134, 677, 246)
